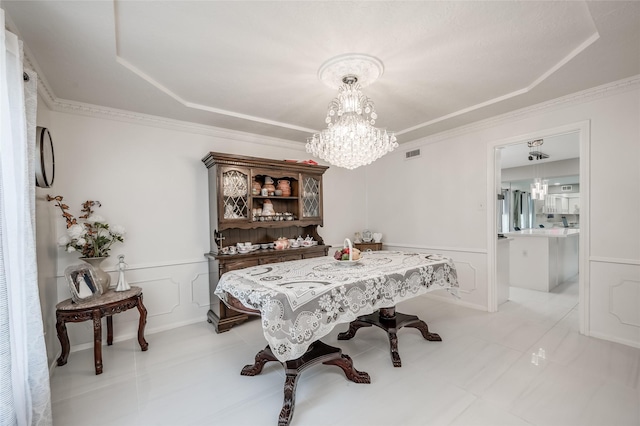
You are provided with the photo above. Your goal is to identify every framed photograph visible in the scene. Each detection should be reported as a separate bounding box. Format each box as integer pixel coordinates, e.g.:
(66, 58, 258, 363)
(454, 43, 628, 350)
(64, 264, 102, 303)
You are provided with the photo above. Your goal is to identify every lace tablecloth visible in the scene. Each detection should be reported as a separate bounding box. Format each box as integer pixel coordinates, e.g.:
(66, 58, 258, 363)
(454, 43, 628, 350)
(215, 250, 458, 362)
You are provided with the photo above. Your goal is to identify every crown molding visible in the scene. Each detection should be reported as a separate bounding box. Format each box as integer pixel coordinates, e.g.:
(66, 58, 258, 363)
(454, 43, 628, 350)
(401, 74, 640, 150)
(47, 95, 307, 151)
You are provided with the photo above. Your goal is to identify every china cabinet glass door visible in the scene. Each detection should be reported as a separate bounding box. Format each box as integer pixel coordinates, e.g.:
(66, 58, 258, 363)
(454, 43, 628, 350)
(221, 167, 249, 221)
(302, 175, 321, 218)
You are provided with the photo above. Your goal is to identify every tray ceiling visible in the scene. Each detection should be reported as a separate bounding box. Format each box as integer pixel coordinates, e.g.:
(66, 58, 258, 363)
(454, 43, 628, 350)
(4, 1, 639, 145)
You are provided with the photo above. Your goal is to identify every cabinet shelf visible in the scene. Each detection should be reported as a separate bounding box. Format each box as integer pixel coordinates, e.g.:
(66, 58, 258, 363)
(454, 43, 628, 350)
(206, 245, 331, 261)
(252, 196, 298, 200)
(218, 219, 322, 231)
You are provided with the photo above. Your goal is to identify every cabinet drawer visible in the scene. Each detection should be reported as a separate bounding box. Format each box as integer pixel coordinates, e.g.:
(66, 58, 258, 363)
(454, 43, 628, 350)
(303, 251, 326, 259)
(219, 259, 260, 275)
(354, 242, 382, 252)
(260, 254, 302, 264)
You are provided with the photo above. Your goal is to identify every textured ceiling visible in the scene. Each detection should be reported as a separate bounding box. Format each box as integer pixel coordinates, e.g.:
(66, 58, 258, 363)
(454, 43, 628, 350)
(4, 1, 639, 151)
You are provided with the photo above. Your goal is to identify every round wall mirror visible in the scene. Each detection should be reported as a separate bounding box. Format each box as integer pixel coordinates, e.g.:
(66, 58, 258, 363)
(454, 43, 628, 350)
(35, 126, 55, 188)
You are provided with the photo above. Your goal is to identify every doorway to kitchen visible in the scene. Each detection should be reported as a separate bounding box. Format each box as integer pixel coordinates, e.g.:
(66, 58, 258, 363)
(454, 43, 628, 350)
(486, 121, 590, 335)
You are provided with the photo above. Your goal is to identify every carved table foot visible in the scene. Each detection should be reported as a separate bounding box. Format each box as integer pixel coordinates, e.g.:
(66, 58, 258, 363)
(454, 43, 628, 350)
(405, 319, 441, 341)
(241, 345, 278, 376)
(340, 306, 441, 367)
(323, 353, 370, 383)
(337, 320, 372, 340)
(241, 341, 370, 426)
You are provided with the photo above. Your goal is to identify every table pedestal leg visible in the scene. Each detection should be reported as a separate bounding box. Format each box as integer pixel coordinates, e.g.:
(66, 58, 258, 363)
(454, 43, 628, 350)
(93, 310, 103, 375)
(107, 316, 113, 345)
(55, 315, 70, 366)
(338, 306, 441, 367)
(136, 294, 149, 351)
(241, 341, 370, 426)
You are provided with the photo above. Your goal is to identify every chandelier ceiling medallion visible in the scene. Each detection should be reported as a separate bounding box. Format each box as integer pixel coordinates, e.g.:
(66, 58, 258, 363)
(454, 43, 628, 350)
(306, 54, 398, 170)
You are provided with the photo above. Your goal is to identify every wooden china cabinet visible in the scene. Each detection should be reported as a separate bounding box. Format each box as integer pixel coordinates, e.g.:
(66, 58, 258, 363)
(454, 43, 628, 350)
(202, 152, 330, 333)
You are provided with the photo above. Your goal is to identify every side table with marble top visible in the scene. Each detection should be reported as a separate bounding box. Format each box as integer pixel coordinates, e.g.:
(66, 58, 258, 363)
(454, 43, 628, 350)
(55, 286, 148, 375)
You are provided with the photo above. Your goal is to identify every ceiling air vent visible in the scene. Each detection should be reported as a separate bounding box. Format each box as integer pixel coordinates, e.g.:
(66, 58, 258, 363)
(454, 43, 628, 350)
(405, 149, 421, 160)
(561, 185, 573, 192)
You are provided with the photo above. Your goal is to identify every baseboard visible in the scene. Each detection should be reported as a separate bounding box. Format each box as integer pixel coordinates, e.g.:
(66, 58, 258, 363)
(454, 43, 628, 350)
(589, 330, 640, 350)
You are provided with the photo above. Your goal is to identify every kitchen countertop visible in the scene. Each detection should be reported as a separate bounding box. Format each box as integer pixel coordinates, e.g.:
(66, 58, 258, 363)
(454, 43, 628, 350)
(504, 228, 580, 238)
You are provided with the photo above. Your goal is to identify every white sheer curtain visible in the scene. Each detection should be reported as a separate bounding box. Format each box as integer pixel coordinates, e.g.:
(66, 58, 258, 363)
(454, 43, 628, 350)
(1, 10, 52, 426)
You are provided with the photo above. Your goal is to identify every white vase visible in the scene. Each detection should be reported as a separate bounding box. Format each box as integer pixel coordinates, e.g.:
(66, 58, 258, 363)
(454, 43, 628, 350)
(373, 233, 383, 243)
(81, 257, 111, 293)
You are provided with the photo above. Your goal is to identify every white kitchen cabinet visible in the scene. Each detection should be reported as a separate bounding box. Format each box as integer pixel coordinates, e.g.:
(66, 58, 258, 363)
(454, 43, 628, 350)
(568, 195, 580, 213)
(505, 229, 579, 292)
(544, 193, 579, 214)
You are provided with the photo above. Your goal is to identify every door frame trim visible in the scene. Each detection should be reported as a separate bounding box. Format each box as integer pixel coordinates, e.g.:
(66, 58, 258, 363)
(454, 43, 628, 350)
(486, 120, 590, 335)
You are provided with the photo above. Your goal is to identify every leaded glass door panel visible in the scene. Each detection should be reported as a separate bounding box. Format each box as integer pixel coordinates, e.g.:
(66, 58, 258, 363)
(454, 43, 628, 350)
(302, 175, 321, 218)
(219, 167, 249, 223)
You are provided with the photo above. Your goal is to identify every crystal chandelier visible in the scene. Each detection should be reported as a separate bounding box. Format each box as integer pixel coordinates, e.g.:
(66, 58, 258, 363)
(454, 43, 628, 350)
(306, 55, 398, 170)
(528, 139, 549, 200)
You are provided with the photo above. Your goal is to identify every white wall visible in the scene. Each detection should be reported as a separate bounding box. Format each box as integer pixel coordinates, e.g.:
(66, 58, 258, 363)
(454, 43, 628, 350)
(34, 94, 59, 367)
(37, 77, 640, 356)
(365, 79, 640, 348)
(44, 111, 366, 354)
(364, 124, 489, 309)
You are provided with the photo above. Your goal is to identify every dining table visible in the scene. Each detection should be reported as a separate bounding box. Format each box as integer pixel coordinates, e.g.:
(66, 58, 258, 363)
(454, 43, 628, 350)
(215, 250, 459, 425)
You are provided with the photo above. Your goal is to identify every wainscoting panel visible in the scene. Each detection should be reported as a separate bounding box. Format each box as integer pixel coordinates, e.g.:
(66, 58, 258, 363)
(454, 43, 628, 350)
(52, 248, 490, 355)
(589, 260, 640, 348)
(383, 244, 488, 310)
(191, 272, 211, 308)
(54, 259, 210, 353)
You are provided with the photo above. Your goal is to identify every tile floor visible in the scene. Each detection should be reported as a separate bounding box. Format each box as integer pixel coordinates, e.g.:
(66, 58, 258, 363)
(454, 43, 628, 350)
(50, 277, 640, 425)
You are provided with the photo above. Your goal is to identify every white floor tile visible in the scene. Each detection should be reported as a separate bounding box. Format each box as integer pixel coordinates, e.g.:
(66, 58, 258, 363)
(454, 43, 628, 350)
(49, 277, 640, 426)
(450, 398, 532, 426)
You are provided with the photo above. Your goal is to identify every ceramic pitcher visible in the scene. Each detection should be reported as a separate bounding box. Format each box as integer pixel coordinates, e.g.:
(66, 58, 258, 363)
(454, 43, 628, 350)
(277, 180, 291, 197)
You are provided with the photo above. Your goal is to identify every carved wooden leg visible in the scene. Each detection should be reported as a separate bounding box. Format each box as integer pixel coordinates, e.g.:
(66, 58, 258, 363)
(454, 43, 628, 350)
(241, 341, 369, 426)
(337, 320, 372, 340)
(92, 310, 103, 375)
(387, 331, 402, 367)
(278, 373, 299, 426)
(338, 307, 443, 367)
(107, 316, 114, 346)
(55, 314, 70, 366)
(323, 354, 371, 383)
(241, 345, 278, 376)
(136, 294, 149, 351)
(405, 319, 442, 341)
